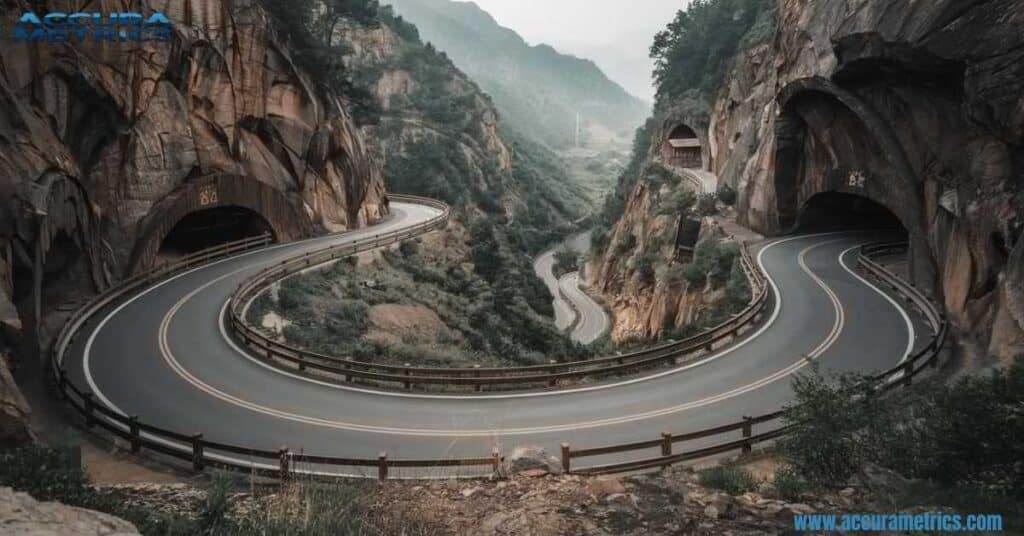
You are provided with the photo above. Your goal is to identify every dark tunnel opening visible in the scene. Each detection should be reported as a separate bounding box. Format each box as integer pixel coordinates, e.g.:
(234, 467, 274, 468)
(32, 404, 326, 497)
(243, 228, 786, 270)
(158, 206, 275, 258)
(794, 192, 905, 236)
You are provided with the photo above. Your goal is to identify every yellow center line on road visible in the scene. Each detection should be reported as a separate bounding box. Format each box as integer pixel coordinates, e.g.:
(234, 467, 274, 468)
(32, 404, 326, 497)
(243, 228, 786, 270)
(139, 238, 852, 437)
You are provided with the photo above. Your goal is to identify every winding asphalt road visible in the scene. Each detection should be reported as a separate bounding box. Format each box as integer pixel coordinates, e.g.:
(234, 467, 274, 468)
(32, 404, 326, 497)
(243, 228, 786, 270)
(64, 201, 927, 478)
(533, 231, 610, 343)
(557, 272, 610, 344)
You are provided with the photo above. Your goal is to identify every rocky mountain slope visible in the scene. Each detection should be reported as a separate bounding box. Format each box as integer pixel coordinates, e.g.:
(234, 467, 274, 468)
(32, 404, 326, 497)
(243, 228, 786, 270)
(592, 0, 1024, 363)
(0, 0, 389, 442)
(383, 0, 650, 149)
(245, 8, 593, 366)
(339, 8, 586, 229)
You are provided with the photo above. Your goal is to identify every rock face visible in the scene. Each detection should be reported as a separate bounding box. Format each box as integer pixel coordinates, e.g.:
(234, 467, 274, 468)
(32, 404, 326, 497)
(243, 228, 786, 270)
(0, 354, 33, 447)
(0, 0, 387, 333)
(336, 18, 567, 223)
(597, 0, 1024, 360)
(0, 487, 139, 535)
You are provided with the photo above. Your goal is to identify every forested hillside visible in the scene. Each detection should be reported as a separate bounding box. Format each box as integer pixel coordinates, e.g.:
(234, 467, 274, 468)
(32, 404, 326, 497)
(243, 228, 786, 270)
(253, 0, 592, 365)
(384, 0, 650, 149)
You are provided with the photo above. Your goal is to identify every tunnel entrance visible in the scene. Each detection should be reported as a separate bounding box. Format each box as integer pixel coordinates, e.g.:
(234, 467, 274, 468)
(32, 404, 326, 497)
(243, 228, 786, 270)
(662, 124, 703, 169)
(158, 206, 275, 259)
(795, 192, 905, 234)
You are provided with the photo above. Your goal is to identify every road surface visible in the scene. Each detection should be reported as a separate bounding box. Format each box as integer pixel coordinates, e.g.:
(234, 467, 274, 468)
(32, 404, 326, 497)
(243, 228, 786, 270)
(533, 231, 610, 343)
(64, 201, 927, 477)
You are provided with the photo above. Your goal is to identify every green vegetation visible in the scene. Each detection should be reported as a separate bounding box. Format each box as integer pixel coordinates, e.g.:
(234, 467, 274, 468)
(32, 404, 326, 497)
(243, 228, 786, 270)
(658, 190, 696, 216)
(699, 465, 759, 495)
(680, 240, 740, 288)
(696, 193, 719, 216)
(260, 0, 382, 125)
(650, 0, 775, 104)
(254, 234, 591, 367)
(553, 246, 579, 277)
(717, 184, 737, 206)
(661, 239, 750, 339)
(781, 357, 1024, 503)
(0, 445, 433, 535)
(592, 119, 657, 255)
(385, 0, 649, 150)
(772, 464, 811, 501)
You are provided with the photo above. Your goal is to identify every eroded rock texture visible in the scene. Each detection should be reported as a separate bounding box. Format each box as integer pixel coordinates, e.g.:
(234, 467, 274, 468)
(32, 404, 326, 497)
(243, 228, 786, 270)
(597, 0, 1024, 362)
(0, 0, 388, 356)
(0, 487, 138, 535)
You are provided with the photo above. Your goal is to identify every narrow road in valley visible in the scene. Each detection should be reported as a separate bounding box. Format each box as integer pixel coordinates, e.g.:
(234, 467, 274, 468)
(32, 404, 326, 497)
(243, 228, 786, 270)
(558, 272, 609, 344)
(532, 231, 610, 343)
(63, 200, 928, 478)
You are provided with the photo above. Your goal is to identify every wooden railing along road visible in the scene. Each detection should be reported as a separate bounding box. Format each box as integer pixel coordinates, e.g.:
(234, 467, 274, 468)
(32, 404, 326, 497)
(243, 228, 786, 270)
(50, 193, 946, 480)
(227, 219, 770, 392)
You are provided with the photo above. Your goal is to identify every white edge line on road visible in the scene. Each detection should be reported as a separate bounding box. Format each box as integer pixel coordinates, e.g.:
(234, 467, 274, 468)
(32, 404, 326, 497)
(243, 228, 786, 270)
(209, 233, 851, 401)
(138, 239, 849, 437)
(837, 246, 915, 364)
(82, 203, 440, 416)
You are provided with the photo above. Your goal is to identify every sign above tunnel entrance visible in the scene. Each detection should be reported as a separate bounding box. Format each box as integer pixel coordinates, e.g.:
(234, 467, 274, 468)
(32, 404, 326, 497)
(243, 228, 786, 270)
(198, 184, 220, 207)
(13, 11, 172, 44)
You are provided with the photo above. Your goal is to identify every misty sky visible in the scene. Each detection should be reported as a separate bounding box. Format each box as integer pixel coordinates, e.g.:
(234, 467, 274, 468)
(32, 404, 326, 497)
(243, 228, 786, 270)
(466, 0, 689, 102)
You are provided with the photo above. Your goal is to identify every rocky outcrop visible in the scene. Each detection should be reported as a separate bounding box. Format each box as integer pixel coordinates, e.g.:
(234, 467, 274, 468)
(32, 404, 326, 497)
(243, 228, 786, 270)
(0, 354, 33, 447)
(596, 0, 1024, 360)
(337, 19, 550, 222)
(0, 487, 138, 535)
(0, 0, 388, 357)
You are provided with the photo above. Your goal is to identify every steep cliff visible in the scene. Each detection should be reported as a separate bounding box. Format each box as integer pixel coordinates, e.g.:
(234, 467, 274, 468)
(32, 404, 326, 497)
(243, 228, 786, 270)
(0, 0, 390, 439)
(246, 9, 591, 366)
(383, 0, 650, 149)
(0, 0, 387, 326)
(594, 0, 1024, 362)
(338, 11, 586, 228)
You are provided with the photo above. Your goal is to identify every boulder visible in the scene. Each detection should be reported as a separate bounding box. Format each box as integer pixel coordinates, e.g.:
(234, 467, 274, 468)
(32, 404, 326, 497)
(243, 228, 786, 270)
(0, 487, 138, 535)
(586, 477, 626, 498)
(506, 446, 563, 476)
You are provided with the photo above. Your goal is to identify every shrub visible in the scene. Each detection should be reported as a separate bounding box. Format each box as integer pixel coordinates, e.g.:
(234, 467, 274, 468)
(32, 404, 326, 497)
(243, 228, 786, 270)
(553, 246, 578, 277)
(699, 465, 759, 495)
(779, 368, 884, 487)
(658, 189, 696, 216)
(696, 193, 719, 216)
(780, 357, 1024, 494)
(614, 233, 638, 256)
(717, 184, 737, 206)
(773, 464, 812, 501)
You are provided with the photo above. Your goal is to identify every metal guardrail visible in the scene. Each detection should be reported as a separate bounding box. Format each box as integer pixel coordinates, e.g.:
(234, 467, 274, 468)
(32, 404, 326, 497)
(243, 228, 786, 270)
(556, 240, 949, 475)
(49, 196, 501, 480)
(227, 231, 770, 392)
(50, 194, 946, 481)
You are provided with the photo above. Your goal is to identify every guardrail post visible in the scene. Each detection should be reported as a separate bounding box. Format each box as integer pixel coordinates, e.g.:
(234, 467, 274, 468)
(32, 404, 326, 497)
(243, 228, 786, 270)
(297, 352, 306, 372)
(129, 416, 140, 453)
(491, 447, 501, 474)
(661, 432, 672, 470)
(279, 447, 290, 482)
(378, 452, 388, 481)
(742, 416, 753, 455)
(403, 364, 412, 389)
(902, 361, 914, 387)
(192, 434, 204, 472)
(57, 373, 67, 401)
(83, 393, 96, 429)
(561, 443, 571, 474)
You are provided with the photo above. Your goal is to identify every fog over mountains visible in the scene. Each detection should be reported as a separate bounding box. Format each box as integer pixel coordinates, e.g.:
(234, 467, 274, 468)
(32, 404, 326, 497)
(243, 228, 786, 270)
(384, 0, 650, 149)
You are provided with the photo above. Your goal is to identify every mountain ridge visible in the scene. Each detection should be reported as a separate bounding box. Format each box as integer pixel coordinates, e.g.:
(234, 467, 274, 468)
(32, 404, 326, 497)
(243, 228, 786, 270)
(384, 0, 649, 149)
